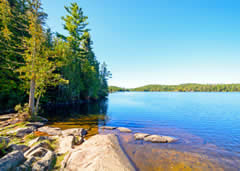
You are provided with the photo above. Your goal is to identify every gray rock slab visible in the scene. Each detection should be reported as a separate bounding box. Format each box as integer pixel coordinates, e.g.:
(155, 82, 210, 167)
(24, 142, 52, 157)
(0, 150, 25, 170)
(31, 148, 55, 171)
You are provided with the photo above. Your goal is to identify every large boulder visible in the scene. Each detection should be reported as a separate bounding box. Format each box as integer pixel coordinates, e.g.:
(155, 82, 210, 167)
(63, 134, 135, 171)
(143, 135, 177, 143)
(134, 133, 150, 140)
(0, 150, 25, 170)
(57, 135, 74, 154)
(38, 126, 62, 136)
(62, 128, 87, 137)
(117, 127, 132, 133)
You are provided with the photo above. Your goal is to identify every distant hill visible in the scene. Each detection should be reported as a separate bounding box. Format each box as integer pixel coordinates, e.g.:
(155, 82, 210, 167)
(109, 84, 240, 92)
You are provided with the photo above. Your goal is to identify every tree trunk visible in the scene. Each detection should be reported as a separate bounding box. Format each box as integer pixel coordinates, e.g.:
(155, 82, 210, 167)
(29, 78, 35, 116)
(35, 94, 41, 115)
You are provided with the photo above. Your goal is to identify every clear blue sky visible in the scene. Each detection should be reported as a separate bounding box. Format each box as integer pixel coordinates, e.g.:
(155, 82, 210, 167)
(42, 0, 240, 88)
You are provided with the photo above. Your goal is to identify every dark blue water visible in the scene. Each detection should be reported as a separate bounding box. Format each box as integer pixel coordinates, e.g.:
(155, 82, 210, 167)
(106, 92, 240, 154)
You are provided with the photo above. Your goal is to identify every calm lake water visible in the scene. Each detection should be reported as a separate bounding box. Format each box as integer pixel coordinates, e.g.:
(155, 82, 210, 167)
(44, 92, 240, 170)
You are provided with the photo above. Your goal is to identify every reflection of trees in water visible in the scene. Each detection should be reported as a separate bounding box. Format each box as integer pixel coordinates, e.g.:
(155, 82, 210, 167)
(41, 99, 108, 123)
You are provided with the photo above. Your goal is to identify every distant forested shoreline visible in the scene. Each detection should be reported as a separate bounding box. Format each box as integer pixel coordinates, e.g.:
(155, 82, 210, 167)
(109, 84, 240, 92)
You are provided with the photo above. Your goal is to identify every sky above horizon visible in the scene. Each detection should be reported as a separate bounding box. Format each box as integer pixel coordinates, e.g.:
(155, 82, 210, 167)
(42, 0, 240, 88)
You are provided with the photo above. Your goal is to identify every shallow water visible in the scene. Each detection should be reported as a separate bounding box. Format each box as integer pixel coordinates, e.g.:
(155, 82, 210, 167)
(44, 92, 240, 170)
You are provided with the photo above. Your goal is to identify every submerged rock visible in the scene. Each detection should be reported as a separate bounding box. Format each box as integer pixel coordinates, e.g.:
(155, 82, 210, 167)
(143, 135, 177, 143)
(134, 133, 150, 140)
(63, 134, 135, 171)
(38, 126, 62, 136)
(117, 127, 132, 133)
(62, 128, 87, 137)
(0, 150, 25, 170)
(100, 126, 117, 130)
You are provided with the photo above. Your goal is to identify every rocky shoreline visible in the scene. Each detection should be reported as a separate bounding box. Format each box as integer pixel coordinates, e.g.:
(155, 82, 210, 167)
(0, 114, 177, 171)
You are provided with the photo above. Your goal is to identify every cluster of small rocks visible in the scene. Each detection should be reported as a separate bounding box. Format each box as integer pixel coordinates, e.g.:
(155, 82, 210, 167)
(100, 126, 132, 133)
(100, 126, 177, 143)
(0, 122, 88, 170)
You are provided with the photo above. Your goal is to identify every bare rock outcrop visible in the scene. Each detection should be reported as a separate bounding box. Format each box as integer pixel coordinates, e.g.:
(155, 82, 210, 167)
(63, 134, 136, 171)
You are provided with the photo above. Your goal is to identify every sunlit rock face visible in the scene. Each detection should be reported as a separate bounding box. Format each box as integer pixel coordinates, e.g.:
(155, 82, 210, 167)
(63, 134, 136, 171)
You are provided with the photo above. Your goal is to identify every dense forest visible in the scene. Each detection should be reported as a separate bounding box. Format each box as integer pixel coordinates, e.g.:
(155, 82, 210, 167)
(109, 84, 240, 92)
(0, 0, 111, 115)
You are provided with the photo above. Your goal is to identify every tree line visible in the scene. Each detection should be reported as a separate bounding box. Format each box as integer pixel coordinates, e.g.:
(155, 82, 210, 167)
(109, 84, 240, 92)
(0, 0, 111, 116)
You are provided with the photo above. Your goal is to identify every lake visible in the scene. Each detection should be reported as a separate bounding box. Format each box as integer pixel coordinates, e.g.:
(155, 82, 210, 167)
(44, 92, 240, 170)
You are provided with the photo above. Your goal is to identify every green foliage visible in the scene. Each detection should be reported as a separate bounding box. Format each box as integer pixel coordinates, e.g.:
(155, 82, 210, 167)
(0, 0, 111, 113)
(14, 103, 29, 114)
(55, 2, 111, 101)
(0, 0, 28, 112)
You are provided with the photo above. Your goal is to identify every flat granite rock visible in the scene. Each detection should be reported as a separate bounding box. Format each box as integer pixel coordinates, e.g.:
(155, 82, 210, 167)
(134, 133, 150, 140)
(117, 127, 132, 133)
(143, 135, 177, 143)
(63, 134, 136, 171)
(38, 126, 62, 136)
(62, 128, 87, 137)
(100, 126, 117, 130)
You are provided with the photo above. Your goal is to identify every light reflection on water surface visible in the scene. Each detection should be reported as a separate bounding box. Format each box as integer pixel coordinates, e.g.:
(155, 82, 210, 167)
(43, 92, 240, 170)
